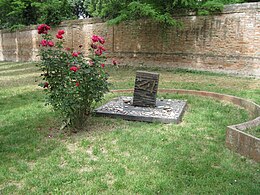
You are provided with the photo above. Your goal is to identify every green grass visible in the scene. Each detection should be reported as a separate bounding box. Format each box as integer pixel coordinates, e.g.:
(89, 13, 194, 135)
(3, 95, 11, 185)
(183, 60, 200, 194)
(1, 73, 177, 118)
(244, 126, 260, 138)
(0, 62, 259, 194)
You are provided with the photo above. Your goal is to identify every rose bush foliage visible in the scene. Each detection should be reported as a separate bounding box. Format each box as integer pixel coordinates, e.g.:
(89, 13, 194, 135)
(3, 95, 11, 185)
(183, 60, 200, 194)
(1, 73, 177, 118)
(37, 24, 109, 128)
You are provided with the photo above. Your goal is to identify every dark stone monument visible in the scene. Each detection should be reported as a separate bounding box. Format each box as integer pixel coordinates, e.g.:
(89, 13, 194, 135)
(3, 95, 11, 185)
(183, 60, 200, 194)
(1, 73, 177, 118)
(133, 71, 159, 107)
(94, 71, 187, 124)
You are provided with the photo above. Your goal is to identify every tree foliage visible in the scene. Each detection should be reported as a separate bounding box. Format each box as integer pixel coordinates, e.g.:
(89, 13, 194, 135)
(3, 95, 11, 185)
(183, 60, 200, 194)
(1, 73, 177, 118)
(32, 0, 75, 26)
(0, 0, 256, 30)
(0, 0, 37, 29)
(68, 0, 89, 18)
(85, 0, 250, 26)
(0, 0, 86, 29)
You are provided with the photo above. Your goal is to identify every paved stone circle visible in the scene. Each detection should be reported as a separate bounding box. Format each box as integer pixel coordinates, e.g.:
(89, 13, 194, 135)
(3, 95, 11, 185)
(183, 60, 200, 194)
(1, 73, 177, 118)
(94, 96, 187, 124)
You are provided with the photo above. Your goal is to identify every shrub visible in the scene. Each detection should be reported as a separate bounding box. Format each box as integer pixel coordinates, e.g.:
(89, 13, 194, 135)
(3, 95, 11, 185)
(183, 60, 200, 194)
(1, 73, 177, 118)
(37, 24, 109, 129)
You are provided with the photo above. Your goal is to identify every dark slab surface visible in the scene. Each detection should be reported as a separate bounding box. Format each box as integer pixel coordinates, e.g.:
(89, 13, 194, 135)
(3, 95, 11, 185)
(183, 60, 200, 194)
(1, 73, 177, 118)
(133, 71, 159, 108)
(94, 96, 187, 124)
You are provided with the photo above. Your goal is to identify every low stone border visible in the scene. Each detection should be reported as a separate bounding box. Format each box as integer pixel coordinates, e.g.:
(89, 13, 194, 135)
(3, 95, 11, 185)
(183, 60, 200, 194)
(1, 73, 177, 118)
(110, 89, 260, 162)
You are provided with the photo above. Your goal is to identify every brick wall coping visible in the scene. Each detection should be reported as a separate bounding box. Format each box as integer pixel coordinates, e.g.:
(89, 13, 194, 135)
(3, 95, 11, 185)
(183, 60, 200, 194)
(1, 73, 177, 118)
(110, 88, 260, 162)
(223, 2, 259, 13)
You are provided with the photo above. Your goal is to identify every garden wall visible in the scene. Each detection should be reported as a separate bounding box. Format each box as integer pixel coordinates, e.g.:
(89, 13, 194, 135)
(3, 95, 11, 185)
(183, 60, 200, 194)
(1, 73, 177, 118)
(0, 2, 259, 77)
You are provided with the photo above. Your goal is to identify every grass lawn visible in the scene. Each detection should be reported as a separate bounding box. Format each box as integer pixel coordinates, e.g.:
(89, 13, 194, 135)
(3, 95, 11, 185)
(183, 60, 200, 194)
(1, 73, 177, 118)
(0, 62, 259, 194)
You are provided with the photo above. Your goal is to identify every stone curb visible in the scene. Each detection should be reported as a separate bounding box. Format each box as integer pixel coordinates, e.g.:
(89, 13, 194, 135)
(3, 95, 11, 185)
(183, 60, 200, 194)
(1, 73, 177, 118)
(110, 89, 260, 162)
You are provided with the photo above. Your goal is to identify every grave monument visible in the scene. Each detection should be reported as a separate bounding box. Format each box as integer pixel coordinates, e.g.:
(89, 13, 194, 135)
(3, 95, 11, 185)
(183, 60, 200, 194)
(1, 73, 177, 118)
(133, 71, 159, 107)
(95, 71, 187, 123)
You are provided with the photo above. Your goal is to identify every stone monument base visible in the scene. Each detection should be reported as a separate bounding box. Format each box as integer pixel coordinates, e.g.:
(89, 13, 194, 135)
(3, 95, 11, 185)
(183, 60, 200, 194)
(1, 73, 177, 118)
(94, 96, 187, 124)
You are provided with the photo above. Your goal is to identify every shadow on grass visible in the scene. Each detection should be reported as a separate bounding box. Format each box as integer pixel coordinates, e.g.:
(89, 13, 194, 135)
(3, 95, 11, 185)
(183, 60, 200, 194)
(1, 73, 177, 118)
(0, 110, 61, 190)
(0, 90, 45, 113)
(0, 74, 40, 89)
(0, 113, 59, 162)
(0, 67, 39, 76)
(0, 89, 60, 185)
(0, 62, 36, 71)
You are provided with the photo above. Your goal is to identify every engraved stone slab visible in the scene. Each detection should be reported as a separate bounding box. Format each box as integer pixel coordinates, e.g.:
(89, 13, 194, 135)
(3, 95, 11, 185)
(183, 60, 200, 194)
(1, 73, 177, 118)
(133, 71, 159, 107)
(95, 97, 187, 124)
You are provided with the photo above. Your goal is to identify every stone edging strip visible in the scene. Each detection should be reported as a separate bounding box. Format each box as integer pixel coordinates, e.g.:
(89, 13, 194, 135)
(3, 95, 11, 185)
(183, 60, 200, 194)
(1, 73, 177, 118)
(110, 89, 260, 162)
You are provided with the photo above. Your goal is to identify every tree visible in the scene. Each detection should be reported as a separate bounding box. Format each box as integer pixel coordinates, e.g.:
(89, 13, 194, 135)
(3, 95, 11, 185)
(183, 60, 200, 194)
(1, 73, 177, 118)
(68, 0, 89, 18)
(32, 0, 75, 26)
(84, 0, 248, 26)
(0, 0, 32, 29)
(0, 0, 76, 29)
(0, 0, 255, 30)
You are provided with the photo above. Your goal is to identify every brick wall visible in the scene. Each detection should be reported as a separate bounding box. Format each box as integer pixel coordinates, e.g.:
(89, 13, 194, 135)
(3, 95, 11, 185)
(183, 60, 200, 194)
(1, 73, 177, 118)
(0, 2, 259, 77)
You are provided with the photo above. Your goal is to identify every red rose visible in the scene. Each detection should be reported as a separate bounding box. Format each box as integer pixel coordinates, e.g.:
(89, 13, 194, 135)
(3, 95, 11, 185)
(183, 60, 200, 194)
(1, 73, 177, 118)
(76, 82, 80, 87)
(98, 36, 105, 44)
(40, 39, 48, 46)
(56, 34, 63, 39)
(98, 45, 106, 51)
(72, 52, 79, 57)
(43, 82, 49, 88)
(70, 66, 78, 72)
(57, 29, 65, 35)
(101, 63, 105, 68)
(65, 47, 71, 51)
(112, 59, 118, 65)
(37, 24, 50, 34)
(95, 49, 102, 56)
(48, 41, 54, 47)
(91, 43, 97, 49)
(91, 35, 99, 42)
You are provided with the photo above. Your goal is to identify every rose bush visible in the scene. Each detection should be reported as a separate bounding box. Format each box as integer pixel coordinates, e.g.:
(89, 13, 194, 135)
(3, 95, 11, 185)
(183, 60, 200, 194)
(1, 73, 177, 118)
(37, 24, 109, 129)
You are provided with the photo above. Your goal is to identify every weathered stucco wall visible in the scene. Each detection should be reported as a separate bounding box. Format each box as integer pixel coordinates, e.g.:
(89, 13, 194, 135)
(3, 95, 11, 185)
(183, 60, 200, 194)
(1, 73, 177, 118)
(0, 2, 259, 76)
